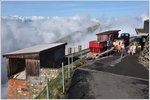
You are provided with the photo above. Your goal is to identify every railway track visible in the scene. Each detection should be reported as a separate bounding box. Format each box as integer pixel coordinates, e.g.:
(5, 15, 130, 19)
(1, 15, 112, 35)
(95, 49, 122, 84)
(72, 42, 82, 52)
(65, 36, 139, 60)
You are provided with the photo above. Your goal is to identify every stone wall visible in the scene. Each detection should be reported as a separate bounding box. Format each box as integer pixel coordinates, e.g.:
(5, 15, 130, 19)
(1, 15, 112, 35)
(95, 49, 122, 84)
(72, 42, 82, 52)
(138, 35, 149, 69)
(40, 68, 59, 83)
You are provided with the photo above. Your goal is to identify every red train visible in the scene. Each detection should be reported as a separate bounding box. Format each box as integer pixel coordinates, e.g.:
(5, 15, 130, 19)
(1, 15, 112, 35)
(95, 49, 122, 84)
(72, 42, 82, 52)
(88, 30, 130, 57)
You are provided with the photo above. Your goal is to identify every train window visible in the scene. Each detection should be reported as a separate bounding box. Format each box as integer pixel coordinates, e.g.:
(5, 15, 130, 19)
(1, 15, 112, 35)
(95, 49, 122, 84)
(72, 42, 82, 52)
(125, 34, 129, 36)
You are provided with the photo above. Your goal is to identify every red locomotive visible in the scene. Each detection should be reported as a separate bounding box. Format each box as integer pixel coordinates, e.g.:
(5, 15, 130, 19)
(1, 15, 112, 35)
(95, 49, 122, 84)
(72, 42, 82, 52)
(113, 33, 130, 52)
(87, 31, 130, 58)
(120, 33, 130, 47)
(87, 30, 120, 58)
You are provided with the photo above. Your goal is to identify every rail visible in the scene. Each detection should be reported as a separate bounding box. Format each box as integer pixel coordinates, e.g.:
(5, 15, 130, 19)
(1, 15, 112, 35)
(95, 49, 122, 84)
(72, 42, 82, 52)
(97, 47, 114, 57)
(66, 48, 90, 57)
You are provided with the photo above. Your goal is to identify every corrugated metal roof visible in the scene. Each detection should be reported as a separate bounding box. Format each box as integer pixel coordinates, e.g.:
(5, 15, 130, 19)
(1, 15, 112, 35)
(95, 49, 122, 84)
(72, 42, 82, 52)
(4, 42, 67, 56)
(96, 30, 120, 35)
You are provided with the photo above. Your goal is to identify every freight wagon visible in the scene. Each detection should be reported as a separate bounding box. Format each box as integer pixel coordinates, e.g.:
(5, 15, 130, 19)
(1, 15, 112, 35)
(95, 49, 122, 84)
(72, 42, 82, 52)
(89, 41, 107, 53)
(87, 41, 107, 58)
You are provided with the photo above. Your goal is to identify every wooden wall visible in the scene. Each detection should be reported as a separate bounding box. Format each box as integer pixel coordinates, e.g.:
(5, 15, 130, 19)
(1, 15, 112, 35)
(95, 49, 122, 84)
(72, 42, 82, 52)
(97, 33, 119, 41)
(7, 58, 25, 78)
(40, 45, 66, 68)
(6, 58, 40, 78)
(97, 35, 108, 41)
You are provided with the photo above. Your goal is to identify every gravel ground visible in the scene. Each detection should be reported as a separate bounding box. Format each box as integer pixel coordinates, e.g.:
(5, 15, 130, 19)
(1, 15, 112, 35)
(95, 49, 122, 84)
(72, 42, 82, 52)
(68, 53, 149, 99)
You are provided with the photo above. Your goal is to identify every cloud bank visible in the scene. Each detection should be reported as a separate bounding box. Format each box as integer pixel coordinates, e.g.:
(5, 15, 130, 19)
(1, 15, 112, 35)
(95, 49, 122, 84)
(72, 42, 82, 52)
(1, 14, 148, 98)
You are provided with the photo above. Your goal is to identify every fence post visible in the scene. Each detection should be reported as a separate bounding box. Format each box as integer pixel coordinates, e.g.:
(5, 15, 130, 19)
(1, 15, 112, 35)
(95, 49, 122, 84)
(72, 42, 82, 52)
(46, 79, 50, 99)
(80, 45, 82, 59)
(62, 62, 65, 93)
(68, 56, 70, 78)
(71, 48, 73, 70)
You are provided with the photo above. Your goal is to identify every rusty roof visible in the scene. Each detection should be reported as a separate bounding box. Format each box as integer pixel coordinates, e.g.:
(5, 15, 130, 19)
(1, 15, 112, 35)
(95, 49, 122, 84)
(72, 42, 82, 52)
(96, 30, 121, 35)
(3, 42, 67, 57)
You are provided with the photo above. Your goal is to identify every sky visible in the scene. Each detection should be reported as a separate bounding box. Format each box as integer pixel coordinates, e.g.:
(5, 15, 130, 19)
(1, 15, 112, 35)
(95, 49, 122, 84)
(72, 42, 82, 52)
(1, 1, 149, 18)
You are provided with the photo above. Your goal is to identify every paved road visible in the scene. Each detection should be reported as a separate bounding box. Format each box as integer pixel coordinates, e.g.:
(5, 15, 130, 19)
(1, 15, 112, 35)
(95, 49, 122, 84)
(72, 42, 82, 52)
(81, 53, 149, 79)
(68, 53, 149, 99)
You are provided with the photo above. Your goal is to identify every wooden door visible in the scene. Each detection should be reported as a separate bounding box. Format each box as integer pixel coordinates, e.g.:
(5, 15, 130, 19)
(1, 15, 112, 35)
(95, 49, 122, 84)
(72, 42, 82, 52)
(26, 59, 40, 77)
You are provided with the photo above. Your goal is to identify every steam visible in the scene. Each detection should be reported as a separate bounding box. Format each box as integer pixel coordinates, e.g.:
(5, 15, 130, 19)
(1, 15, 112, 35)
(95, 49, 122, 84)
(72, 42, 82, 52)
(139, 12, 149, 22)
(1, 14, 148, 98)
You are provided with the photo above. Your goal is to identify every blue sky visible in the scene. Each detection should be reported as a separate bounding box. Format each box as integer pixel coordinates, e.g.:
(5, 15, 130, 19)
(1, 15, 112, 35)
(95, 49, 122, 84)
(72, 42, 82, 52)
(1, 1, 149, 18)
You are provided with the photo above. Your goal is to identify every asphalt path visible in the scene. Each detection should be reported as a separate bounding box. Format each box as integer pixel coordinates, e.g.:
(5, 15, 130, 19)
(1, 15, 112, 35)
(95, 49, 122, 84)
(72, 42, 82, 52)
(68, 52, 149, 99)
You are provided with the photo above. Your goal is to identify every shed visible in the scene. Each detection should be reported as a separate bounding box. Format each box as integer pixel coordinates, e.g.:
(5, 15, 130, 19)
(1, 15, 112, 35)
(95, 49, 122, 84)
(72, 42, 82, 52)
(96, 30, 120, 41)
(3, 43, 67, 79)
(135, 19, 149, 37)
(135, 19, 149, 50)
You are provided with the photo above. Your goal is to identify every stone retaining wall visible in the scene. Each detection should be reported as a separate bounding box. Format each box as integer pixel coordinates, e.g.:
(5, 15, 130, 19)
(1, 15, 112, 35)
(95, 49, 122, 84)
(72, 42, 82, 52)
(138, 35, 149, 69)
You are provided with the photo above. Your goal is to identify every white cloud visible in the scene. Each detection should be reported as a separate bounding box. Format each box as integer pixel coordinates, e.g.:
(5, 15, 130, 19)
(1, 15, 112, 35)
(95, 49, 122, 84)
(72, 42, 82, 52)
(1, 15, 101, 88)
(109, 16, 145, 36)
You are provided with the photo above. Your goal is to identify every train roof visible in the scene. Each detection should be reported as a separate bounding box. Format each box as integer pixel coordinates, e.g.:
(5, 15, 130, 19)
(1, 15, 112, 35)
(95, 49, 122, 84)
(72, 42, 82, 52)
(96, 30, 121, 35)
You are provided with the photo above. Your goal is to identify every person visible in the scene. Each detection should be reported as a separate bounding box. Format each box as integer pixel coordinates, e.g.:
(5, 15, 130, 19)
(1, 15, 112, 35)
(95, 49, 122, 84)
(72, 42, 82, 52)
(141, 37, 146, 50)
(121, 42, 125, 50)
(128, 46, 132, 55)
(128, 45, 132, 55)
(128, 43, 137, 55)
(107, 40, 110, 50)
(107, 40, 113, 50)
(132, 43, 137, 55)
(121, 43, 126, 55)
(117, 42, 122, 52)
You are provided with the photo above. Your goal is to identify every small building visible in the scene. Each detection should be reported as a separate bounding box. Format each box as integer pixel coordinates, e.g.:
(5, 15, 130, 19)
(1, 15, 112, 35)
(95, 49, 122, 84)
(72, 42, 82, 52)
(135, 19, 149, 40)
(135, 19, 149, 50)
(3, 43, 67, 79)
(96, 30, 120, 41)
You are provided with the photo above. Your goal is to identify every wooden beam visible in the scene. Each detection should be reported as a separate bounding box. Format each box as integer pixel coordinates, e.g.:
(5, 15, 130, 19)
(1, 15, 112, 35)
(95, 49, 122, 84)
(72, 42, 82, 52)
(5, 54, 39, 59)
